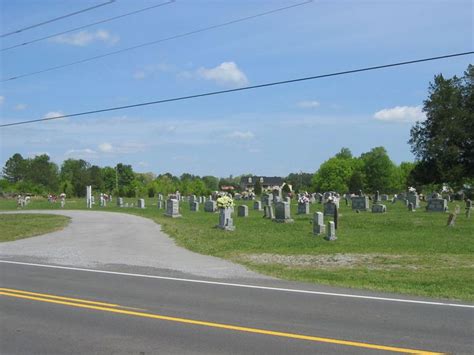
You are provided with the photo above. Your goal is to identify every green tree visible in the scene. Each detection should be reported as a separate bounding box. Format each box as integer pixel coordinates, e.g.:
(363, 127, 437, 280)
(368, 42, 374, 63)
(202, 175, 219, 191)
(254, 178, 262, 195)
(2, 153, 27, 183)
(116, 163, 134, 195)
(335, 147, 353, 160)
(60, 159, 90, 196)
(312, 157, 354, 192)
(101, 167, 117, 193)
(285, 172, 313, 192)
(409, 64, 474, 187)
(27, 154, 59, 192)
(360, 147, 398, 193)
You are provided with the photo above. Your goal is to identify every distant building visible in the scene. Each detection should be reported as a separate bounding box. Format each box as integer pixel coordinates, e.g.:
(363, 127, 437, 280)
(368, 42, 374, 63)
(240, 176, 284, 191)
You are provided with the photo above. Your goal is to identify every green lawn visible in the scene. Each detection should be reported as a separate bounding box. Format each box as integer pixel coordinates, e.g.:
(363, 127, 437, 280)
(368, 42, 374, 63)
(0, 213, 70, 242)
(1, 197, 472, 300)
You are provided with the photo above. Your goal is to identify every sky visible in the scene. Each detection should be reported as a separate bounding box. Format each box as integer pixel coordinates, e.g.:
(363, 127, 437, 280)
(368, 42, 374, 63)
(0, 0, 472, 177)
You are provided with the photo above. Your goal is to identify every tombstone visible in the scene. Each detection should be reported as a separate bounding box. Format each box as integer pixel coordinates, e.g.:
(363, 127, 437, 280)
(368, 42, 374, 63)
(313, 212, 326, 235)
(237, 205, 248, 217)
(381, 194, 389, 201)
(164, 199, 182, 218)
(234, 193, 242, 200)
(374, 191, 380, 203)
(273, 195, 282, 204)
(297, 202, 310, 215)
(466, 199, 472, 218)
(86, 185, 92, 209)
(273, 202, 294, 223)
(157, 200, 164, 209)
(407, 191, 420, 208)
(351, 196, 370, 211)
(324, 201, 336, 216)
(372, 204, 387, 213)
(125, 202, 129, 208)
(253, 200, 262, 211)
(60, 197, 65, 208)
(408, 202, 414, 212)
(204, 200, 217, 212)
(426, 198, 448, 212)
(285, 196, 291, 205)
(263, 205, 274, 219)
(137, 199, 145, 209)
(190, 201, 199, 212)
(158, 194, 164, 201)
(262, 193, 273, 207)
(325, 221, 337, 241)
(116, 197, 124, 207)
(190, 195, 197, 203)
(447, 213, 457, 227)
(217, 208, 235, 231)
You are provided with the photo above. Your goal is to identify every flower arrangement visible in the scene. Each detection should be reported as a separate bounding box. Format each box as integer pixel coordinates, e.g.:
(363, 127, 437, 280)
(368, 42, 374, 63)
(298, 195, 309, 204)
(217, 195, 234, 209)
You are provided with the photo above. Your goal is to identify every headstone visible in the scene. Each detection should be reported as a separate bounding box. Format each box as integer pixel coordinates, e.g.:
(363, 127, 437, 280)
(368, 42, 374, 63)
(273, 202, 294, 223)
(325, 221, 336, 241)
(86, 185, 92, 209)
(374, 191, 380, 203)
(351, 196, 370, 211)
(263, 205, 274, 219)
(334, 205, 338, 229)
(273, 195, 282, 204)
(372, 204, 387, 213)
(407, 191, 420, 208)
(381, 194, 389, 201)
(234, 193, 242, 200)
(408, 202, 414, 212)
(217, 208, 235, 231)
(426, 198, 448, 212)
(285, 196, 291, 205)
(324, 201, 336, 216)
(190, 201, 199, 212)
(237, 205, 248, 217)
(204, 200, 217, 212)
(447, 213, 457, 227)
(157, 200, 164, 209)
(262, 193, 273, 207)
(158, 194, 164, 201)
(253, 200, 262, 211)
(137, 199, 145, 209)
(164, 199, 182, 218)
(466, 199, 472, 218)
(117, 197, 123, 207)
(313, 212, 326, 235)
(297, 202, 310, 215)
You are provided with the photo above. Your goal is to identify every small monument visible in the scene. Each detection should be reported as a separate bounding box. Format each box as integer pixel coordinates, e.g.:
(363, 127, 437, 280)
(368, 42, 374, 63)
(237, 205, 248, 217)
(190, 201, 199, 212)
(313, 212, 326, 235)
(372, 204, 387, 213)
(204, 200, 217, 212)
(164, 199, 182, 218)
(253, 200, 262, 211)
(351, 196, 370, 211)
(117, 197, 124, 207)
(217, 208, 235, 231)
(137, 199, 145, 209)
(273, 201, 294, 223)
(325, 221, 337, 241)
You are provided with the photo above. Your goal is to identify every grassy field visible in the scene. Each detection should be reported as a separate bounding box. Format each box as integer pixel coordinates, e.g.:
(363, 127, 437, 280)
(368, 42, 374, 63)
(1, 197, 472, 300)
(0, 213, 70, 242)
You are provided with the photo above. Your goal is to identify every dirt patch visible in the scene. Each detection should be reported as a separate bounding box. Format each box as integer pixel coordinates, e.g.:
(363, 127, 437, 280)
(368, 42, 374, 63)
(239, 253, 473, 270)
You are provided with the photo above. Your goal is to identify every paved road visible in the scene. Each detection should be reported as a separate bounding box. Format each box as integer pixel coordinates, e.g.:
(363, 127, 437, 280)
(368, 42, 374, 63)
(1, 211, 473, 354)
(1, 261, 473, 354)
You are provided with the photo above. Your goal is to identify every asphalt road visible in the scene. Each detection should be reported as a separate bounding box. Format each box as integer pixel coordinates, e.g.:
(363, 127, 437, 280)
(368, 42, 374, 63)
(1, 261, 473, 354)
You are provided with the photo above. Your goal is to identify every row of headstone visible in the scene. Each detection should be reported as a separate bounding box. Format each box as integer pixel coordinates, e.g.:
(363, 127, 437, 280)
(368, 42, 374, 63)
(313, 212, 336, 241)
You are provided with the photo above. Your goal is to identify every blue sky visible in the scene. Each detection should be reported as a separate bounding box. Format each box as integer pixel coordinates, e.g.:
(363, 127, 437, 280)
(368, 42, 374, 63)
(1, 0, 472, 177)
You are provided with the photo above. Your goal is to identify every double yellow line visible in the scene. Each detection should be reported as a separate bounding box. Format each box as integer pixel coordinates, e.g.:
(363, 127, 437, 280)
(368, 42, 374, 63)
(0, 288, 443, 354)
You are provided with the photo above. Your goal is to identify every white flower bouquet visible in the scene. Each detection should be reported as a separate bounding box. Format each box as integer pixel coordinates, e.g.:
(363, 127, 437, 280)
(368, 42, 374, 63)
(217, 195, 234, 208)
(298, 195, 309, 204)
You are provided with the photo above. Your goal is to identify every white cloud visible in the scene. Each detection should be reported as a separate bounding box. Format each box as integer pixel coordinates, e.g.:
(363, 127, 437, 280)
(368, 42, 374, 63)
(14, 103, 27, 111)
(52, 29, 119, 47)
(373, 105, 426, 123)
(0, 96, 4, 105)
(227, 130, 255, 140)
(64, 149, 97, 159)
(98, 142, 113, 153)
(43, 111, 67, 122)
(133, 63, 174, 80)
(133, 71, 146, 80)
(297, 100, 320, 108)
(197, 62, 248, 87)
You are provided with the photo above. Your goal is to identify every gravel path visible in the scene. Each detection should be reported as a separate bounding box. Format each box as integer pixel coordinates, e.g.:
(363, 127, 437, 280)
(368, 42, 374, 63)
(0, 210, 266, 279)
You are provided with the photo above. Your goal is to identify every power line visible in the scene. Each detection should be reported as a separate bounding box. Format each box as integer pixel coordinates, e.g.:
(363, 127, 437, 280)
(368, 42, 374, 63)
(1, 0, 313, 83)
(1, 51, 472, 128)
(1, 1, 176, 52)
(0, 1, 115, 38)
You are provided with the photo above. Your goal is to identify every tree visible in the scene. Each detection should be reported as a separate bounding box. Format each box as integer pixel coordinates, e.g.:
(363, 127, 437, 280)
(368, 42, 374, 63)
(202, 175, 219, 191)
(101, 167, 117, 193)
(409, 65, 474, 188)
(254, 178, 262, 195)
(27, 154, 59, 192)
(285, 172, 313, 192)
(335, 147, 353, 160)
(360, 147, 398, 193)
(60, 159, 90, 196)
(116, 163, 134, 195)
(312, 157, 354, 193)
(2, 153, 27, 183)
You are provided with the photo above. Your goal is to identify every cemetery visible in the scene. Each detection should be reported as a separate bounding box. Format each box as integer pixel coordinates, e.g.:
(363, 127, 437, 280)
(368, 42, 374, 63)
(0, 187, 472, 301)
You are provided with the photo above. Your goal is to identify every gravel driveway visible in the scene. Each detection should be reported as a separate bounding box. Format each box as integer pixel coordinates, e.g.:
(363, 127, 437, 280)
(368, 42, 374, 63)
(0, 210, 266, 279)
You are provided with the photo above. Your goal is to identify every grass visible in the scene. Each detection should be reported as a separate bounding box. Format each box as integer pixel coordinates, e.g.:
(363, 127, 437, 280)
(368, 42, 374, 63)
(0, 213, 70, 242)
(0, 197, 472, 301)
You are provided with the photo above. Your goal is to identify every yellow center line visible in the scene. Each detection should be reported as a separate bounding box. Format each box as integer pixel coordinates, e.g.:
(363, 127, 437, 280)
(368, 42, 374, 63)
(0, 287, 120, 308)
(0, 291, 443, 354)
